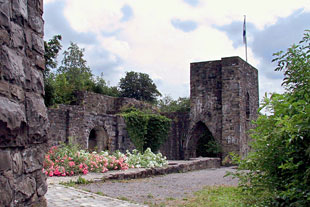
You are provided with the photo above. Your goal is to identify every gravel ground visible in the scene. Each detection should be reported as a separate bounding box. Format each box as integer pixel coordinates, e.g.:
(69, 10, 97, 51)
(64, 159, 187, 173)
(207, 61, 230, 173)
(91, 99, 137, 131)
(79, 167, 238, 205)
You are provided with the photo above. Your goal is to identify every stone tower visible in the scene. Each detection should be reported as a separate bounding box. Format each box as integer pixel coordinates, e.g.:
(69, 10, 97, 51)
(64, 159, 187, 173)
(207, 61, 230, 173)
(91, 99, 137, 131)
(186, 56, 259, 158)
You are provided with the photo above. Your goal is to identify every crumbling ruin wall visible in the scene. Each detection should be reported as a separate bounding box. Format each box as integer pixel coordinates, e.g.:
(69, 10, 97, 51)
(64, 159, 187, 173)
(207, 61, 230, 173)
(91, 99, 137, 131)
(160, 112, 190, 160)
(0, 0, 48, 206)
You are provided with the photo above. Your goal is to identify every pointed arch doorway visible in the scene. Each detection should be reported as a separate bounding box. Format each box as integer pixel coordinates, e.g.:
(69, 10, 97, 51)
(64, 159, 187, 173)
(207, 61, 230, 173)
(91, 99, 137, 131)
(188, 121, 220, 158)
(88, 126, 109, 152)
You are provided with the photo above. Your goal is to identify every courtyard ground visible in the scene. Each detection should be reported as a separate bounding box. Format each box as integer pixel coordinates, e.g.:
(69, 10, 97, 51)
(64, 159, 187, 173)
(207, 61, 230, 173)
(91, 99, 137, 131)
(77, 167, 237, 206)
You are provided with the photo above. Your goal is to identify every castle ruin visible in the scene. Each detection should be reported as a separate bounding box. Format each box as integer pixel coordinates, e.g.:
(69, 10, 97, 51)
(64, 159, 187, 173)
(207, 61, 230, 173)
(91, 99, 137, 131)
(48, 56, 259, 160)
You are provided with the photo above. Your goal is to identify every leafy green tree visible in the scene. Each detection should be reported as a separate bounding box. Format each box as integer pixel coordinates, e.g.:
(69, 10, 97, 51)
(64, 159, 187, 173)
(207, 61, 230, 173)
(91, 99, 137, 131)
(158, 95, 190, 113)
(234, 30, 310, 206)
(91, 73, 120, 97)
(58, 42, 93, 92)
(119, 71, 161, 103)
(43, 35, 62, 107)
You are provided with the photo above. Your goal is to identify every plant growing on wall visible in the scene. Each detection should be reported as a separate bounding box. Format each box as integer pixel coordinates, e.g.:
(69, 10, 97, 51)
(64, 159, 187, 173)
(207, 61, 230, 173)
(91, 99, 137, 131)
(121, 108, 171, 152)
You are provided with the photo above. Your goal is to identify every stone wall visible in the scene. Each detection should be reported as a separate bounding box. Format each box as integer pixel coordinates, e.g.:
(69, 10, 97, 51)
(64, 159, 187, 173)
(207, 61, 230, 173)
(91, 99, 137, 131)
(0, 0, 48, 206)
(74, 91, 157, 114)
(48, 103, 136, 153)
(160, 112, 190, 160)
(48, 92, 187, 160)
(187, 57, 259, 158)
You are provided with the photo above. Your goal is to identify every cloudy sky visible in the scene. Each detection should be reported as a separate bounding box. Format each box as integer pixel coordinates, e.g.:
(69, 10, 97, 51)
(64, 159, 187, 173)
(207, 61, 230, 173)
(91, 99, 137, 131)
(43, 0, 310, 101)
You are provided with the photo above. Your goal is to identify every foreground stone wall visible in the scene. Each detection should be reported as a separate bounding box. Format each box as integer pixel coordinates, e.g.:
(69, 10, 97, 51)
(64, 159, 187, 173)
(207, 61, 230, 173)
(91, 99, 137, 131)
(0, 0, 48, 206)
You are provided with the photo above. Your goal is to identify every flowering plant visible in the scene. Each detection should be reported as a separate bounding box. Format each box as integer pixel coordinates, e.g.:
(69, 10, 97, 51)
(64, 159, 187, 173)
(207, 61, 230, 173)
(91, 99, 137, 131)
(125, 148, 168, 168)
(43, 144, 129, 177)
(43, 144, 168, 177)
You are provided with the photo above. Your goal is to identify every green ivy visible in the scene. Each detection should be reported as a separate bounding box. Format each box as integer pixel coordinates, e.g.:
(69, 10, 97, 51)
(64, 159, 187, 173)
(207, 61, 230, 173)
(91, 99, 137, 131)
(121, 109, 171, 153)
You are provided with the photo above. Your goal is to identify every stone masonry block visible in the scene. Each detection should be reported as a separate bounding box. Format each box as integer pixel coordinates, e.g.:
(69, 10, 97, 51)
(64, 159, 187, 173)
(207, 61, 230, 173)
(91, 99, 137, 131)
(12, 0, 28, 20)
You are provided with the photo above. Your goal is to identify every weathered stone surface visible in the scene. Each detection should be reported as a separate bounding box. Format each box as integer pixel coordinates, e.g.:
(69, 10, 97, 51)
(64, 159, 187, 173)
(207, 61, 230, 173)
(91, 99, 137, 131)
(11, 21, 25, 48)
(25, 92, 48, 143)
(31, 32, 44, 55)
(0, 79, 10, 97)
(12, 0, 28, 20)
(0, 176, 13, 206)
(28, 7, 43, 34)
(0, 0, 48, 206)
(12, 151, 23, 174)
(35, 170, 47, 197)
(22, 146, 45, 173)
(0, 96, 26, 132)
(1, 46, 26, 86)
(0, 150, 12, 171)
(24, 63, 44, 93)
(0, 0, 11, 27)
(0, 28, 9, 45)
(10, 84, 24, 101)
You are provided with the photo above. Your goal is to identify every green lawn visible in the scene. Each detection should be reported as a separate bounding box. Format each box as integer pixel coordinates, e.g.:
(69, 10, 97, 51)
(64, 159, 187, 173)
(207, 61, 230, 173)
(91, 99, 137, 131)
(161, 185, 247, 207)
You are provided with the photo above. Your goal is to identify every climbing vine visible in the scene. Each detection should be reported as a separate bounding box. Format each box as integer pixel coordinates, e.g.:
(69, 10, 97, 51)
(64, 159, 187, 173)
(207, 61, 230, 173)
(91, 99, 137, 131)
(121, 108, 171, 152)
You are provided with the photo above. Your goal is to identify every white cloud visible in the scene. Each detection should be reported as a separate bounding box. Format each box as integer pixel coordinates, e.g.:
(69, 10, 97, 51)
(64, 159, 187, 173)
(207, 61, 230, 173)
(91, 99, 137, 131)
(44, 0, 310, 99)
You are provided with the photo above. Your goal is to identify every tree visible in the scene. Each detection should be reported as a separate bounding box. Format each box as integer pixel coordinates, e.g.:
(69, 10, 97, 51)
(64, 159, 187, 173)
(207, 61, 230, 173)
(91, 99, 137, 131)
(158, 95, 190, 113)
(58, 42, 93, 92)
(91, 73, 120, 97)
(234, 30, 310, 206)
(119, 71, 161, 103)
(43, 35, 62, 107)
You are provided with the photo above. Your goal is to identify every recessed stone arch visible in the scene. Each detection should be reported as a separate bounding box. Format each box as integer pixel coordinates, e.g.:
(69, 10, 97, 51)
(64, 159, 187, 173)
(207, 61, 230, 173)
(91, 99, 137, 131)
(186, 121, 219, 158)
(88, 126, 109, 152)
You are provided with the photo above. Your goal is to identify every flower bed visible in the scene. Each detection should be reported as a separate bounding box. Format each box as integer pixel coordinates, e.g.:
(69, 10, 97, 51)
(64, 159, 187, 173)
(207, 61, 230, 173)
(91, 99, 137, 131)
(43, 144, 168, 177)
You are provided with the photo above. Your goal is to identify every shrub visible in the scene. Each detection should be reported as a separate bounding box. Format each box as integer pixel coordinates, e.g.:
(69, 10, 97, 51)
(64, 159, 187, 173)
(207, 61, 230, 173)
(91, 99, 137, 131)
(121, 108, 171, 153)
(233, 30, 310, 206)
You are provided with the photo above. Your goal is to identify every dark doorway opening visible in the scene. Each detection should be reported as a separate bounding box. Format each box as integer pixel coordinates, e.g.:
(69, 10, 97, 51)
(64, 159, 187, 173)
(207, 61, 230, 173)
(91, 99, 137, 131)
(88, 127, 109, 152)
(190, 121, 220, 157)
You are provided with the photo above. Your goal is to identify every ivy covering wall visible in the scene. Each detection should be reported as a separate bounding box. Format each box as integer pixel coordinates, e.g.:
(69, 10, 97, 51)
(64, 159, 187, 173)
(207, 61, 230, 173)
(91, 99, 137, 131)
(121, 108, 171, 152)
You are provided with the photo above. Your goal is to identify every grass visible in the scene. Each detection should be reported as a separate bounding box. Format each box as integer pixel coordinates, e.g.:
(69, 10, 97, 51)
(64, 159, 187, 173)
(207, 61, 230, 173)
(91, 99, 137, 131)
(146, 185, 246, 207)
(170, 185, 245, 207)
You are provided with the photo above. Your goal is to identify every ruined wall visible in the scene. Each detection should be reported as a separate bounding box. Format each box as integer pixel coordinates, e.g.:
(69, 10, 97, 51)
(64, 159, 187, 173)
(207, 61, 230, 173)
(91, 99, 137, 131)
(48, 104, 136, 153)
(187, 57, 259, 158)
(48, 92, 185, 159)
(74, 91, 156, 114)
(0, 0, 48, 206)
(160, 112, 190, 160)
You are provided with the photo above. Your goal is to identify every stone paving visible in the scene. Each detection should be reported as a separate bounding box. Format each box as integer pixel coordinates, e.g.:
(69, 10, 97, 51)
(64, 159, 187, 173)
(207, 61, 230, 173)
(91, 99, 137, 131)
(46, 184, 146, 207)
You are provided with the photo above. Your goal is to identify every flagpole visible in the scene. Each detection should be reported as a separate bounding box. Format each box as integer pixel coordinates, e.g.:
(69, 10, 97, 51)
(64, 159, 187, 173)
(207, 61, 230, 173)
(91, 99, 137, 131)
(243, 15, 248, 62)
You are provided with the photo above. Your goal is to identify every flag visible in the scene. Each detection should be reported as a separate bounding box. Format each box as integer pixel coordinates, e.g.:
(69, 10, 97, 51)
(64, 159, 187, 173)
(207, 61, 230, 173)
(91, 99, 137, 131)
(243, 15, 247, 45)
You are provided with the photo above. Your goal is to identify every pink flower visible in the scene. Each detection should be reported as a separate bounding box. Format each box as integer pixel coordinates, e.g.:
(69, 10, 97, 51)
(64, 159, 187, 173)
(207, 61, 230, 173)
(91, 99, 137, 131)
(49, 171, 54, 177)
(69, 161, 75, 167)
(83, 169, 88, 174)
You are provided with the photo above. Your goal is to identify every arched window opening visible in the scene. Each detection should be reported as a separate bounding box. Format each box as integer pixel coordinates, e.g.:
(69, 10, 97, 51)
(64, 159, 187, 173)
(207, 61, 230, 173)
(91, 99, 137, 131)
(88, 127, 109, 152)
(246, 92, 250, 119)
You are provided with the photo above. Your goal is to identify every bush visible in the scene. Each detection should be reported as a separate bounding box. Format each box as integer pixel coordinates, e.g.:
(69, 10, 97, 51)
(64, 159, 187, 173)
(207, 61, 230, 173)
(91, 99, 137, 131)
(121, 108, 171, 153)
(233, 30, 310, 206)
(125, 148, 168, 168)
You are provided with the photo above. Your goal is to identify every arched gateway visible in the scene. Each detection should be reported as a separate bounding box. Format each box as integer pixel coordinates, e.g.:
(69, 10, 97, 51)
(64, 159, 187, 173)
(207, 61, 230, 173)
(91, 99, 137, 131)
(88, 126, 109, 152)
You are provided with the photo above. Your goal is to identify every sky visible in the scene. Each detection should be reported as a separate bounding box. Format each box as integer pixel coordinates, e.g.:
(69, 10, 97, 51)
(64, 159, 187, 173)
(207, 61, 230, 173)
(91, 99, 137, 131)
(43, 0, 310, 102)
